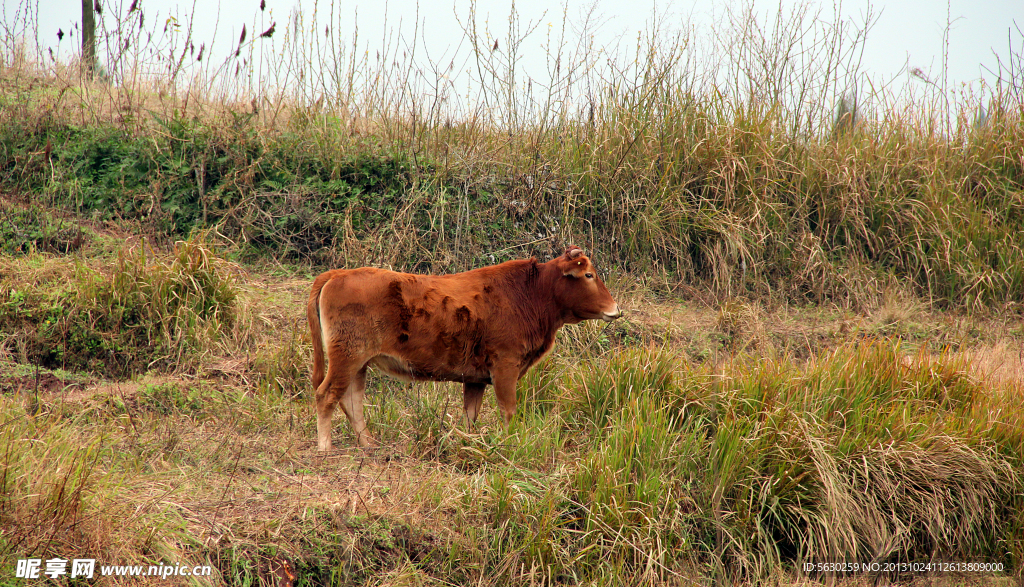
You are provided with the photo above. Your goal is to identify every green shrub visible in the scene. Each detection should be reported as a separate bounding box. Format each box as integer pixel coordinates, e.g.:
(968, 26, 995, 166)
(0, 235, 236, 377)
(0, 201, 89, 255)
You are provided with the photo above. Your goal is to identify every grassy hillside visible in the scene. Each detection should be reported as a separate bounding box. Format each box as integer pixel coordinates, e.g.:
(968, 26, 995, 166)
(4, 83, 1024, 309)
(3, 2, 1024, 585)
(3, 1, 1024, 310)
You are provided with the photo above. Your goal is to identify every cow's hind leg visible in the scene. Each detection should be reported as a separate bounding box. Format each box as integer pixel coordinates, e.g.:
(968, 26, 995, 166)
(317, 361, 376, 450)
(315, 362, 350, 452)
(463, 382, 486, 428)
(337, 365, 375, 448)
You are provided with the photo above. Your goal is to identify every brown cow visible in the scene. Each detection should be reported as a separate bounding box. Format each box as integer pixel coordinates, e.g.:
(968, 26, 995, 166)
(307, 246, 621, 450)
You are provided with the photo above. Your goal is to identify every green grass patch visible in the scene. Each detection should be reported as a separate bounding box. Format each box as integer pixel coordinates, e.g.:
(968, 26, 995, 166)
(1, 341, 1021, 585)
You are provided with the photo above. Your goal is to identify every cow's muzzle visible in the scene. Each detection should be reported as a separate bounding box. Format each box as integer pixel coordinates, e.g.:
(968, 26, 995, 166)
(602, 307, 622, 322)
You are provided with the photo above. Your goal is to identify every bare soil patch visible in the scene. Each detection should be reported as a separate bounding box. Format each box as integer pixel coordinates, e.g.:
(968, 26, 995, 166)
(0, 370, 84, 396)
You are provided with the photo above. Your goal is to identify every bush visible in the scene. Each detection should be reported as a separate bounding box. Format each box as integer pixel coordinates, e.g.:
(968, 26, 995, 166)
(0, 235, 237, 377)
(0, 201, 88, 255)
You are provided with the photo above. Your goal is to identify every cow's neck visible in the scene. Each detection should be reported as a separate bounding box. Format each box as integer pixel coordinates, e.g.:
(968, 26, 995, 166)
(525, 259, 569, 334)
(509, 262, 561, 369)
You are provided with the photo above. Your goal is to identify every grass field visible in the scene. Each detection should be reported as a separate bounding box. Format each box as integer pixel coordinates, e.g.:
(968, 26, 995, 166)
(1, 219, 1022, 586)
(2, 1, 1024, 584)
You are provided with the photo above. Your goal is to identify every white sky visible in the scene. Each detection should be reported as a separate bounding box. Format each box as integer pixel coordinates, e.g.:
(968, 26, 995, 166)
(8, 0, 1024, 97)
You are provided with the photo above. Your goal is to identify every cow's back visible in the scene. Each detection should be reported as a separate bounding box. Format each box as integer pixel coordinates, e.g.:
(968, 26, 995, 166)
(315, 264, 529, 383)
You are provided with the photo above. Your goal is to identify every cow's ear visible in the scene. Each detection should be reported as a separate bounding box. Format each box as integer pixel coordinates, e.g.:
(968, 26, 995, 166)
(563, 246, 584, 260)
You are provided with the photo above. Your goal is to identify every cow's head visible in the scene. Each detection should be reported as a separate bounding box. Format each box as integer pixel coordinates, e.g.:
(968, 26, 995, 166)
(551, 246, 621, 323)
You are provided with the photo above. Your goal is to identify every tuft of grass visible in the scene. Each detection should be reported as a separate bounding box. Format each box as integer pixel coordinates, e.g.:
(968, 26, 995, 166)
(0, 200, 89, 256)
(0, 233, 237, 377)
(0, 399, 199, 578)
(462, 343, 1023, 584)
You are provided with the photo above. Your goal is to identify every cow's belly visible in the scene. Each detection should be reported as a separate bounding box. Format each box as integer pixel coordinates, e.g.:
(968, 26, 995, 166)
(369, 354, 492, 385)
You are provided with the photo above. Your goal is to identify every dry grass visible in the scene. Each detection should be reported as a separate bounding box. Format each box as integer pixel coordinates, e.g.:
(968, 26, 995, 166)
(3, 264, 1023, 584)
(966, 343, 1024, 388)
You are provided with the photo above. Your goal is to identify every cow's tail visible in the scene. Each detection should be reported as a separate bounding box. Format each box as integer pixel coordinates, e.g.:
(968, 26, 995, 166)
(307, 273, 332, 390)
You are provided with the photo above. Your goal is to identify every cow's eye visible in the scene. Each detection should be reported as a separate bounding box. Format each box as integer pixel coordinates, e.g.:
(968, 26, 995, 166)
(585, 273, 593, 278)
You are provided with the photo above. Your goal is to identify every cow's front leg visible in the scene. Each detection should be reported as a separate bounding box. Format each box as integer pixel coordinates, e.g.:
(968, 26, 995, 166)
(490, 363, 520, 424)
(463, 382, 486, 427)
